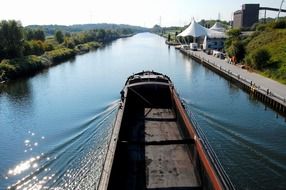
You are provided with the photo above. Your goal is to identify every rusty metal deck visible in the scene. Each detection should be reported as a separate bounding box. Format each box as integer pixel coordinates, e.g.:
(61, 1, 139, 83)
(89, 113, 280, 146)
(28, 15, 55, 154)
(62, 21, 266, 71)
(144, 108, 200, 189)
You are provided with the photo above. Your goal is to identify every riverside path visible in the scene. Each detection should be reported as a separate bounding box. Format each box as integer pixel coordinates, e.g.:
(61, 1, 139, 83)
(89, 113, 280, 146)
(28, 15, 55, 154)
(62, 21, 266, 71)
(180, 48, 286, 114)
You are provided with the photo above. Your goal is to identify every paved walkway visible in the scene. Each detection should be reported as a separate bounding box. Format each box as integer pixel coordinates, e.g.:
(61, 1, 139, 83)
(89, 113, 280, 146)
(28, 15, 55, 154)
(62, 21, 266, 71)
(182, 49, 286, 105)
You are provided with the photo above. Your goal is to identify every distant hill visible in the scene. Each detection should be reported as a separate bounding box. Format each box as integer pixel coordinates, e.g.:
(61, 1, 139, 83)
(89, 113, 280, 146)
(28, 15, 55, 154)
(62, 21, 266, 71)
(26, 23, 149, 35)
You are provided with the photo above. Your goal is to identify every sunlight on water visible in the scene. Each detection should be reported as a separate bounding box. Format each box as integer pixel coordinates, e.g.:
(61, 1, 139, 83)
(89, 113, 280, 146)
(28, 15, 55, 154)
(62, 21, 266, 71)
(4, 100, 119, 190)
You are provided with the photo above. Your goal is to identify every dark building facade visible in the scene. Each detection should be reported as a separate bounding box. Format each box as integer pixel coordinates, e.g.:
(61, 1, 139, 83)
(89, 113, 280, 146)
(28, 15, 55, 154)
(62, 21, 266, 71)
(233, 4, 260, 29)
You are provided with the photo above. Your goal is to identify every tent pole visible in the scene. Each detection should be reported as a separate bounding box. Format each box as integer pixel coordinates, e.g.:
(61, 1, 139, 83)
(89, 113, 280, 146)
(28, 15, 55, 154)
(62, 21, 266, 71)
(176, 36, 182, 45)
(183, 37, 187, 45)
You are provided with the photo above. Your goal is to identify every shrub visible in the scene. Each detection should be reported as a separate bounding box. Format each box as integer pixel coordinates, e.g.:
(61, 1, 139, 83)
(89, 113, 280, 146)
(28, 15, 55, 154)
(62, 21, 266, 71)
(64, 37, 75, 49)
(45, 48, 75, 63)
(23, 40, 45, 56)
(43, 42, 54, 51)
(55, 31, 64, 44)
(256, 24, 267, 31)
(0, 56, 44, 80)
(227, 40, 245, 63)
(0, 60, 16, 80)
(272, 19, 286, 29)
(246, 48, 271, 69)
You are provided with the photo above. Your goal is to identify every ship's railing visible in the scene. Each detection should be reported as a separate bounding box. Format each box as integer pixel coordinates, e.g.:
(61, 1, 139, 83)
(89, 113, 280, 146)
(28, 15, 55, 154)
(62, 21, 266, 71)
(181, 99, 235, 190)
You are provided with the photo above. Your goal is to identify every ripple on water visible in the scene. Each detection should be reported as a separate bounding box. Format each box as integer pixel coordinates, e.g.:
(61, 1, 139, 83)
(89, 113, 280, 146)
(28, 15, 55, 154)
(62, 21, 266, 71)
(5, 100, 119, 190)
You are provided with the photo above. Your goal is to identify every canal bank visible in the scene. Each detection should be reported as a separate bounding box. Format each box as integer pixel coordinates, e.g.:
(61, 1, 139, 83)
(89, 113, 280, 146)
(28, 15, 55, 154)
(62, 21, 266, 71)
(179, 48, 286, 116)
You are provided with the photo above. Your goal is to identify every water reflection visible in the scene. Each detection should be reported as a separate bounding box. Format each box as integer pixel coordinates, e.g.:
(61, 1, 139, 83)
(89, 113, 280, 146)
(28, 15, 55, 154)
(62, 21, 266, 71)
(3, 100, 118, 190)
(0, 79, 32, 107)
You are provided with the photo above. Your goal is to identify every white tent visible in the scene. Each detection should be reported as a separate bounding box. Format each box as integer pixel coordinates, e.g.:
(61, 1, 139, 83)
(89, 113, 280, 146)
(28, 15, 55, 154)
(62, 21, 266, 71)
(177, 20, 207, 38)
(177, 20, 227, 39)
(207, 29, 227, 38)
(210, 22, 226, 32)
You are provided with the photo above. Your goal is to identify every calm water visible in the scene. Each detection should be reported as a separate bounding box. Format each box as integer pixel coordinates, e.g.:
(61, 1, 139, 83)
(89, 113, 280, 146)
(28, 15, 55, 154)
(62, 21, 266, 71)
(0, 33, 285, 190)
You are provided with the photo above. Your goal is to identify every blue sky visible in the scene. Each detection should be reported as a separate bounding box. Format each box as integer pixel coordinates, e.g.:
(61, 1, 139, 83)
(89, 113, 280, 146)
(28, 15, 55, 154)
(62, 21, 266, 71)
(1, 0, 285, 27)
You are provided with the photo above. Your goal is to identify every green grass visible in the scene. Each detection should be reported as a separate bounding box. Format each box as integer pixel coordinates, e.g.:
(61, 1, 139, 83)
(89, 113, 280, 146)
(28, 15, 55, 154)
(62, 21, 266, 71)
(245, 29, 286, 84)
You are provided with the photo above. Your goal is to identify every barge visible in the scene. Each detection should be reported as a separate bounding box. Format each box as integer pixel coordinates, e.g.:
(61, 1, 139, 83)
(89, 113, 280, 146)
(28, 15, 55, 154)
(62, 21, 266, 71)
(98, 71, 234, 190)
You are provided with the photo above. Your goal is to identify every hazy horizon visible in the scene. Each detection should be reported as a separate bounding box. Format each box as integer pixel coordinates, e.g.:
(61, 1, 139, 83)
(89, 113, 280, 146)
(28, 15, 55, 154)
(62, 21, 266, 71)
(1, 0, 285, 27)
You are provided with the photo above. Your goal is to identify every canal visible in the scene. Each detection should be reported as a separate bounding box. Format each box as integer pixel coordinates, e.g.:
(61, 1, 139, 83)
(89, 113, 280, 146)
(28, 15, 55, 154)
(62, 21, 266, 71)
(0, 33, 285, 190)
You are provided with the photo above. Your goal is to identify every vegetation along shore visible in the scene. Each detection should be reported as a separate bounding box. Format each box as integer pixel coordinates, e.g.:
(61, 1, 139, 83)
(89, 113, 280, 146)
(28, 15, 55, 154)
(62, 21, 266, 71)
(0, 20, 147, 82)
(158, 19, 286, 84)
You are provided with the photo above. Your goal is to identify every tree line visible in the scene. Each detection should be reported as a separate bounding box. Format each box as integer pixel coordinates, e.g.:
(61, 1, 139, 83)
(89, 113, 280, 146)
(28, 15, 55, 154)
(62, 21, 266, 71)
(0, 20, 135, 62)
(0, 20, 137, 81)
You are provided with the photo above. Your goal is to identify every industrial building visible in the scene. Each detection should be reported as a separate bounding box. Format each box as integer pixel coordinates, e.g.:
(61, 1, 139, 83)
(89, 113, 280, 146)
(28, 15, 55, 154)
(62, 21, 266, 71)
(233, 3, 286, 29)
(233, 4, 260, 29)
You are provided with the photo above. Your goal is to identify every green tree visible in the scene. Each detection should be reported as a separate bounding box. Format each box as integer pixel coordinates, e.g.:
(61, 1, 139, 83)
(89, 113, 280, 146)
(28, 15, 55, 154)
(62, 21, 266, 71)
(227, 29, 241, 38)
(227, 40, 245, 63)
(0, 20, 24, 59)
(23, 40, 45, 56)
(225, 29, 247, 62)
(55, 30, 64, 43)
(25, 29, 34, 41)
(25, 29, 45, 41)
(96, 29, 106, 41)
(34, 29, 45, 41)
(64, 37, 75, 49)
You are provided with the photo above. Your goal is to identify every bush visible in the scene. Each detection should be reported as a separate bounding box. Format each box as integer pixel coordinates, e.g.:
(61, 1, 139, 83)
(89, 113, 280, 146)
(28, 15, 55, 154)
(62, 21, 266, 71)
(246, 48, 271, 69)
(256, 24, 267, 31)
(64, 37, 75, 49)
(272, 19, 286, 29)
(227, 40, 245, 63)
(45, 48, 75, 63)
(43, 42, 54, 51)
(0, 60, 16, 80)
(0, 56, 44, 80)
(23, 40, 45, 56)
(55, 31, 64, 44)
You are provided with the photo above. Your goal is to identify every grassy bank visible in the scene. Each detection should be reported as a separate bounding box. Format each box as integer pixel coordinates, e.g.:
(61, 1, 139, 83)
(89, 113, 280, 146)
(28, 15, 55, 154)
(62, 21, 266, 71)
(245, 29, 286, 84)
(0, 20, 140, 83)
(0, 42, 101, 82)
(225, 19, 286, 84)
(0, 56, 45, 80)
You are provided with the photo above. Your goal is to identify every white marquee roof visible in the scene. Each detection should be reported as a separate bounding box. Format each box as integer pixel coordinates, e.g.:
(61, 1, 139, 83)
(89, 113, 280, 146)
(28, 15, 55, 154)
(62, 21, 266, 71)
(177, 20, 227, 39)
(177, 19, 207, 38)
(210, 22, 226, 32)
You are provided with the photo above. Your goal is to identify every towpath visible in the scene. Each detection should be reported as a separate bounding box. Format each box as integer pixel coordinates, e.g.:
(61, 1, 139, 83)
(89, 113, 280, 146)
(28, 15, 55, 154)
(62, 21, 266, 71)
(181, 49, 286, 106)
